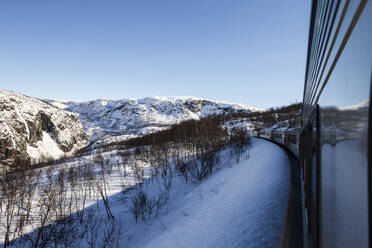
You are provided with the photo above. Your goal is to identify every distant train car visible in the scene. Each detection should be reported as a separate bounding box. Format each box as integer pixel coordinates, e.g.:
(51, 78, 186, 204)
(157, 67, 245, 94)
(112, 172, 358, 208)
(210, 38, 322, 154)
(285, 128, 299, 156)
(251, 130, 260, 138)
(259, 128, 273, 139)
(272, 128, 286, 144)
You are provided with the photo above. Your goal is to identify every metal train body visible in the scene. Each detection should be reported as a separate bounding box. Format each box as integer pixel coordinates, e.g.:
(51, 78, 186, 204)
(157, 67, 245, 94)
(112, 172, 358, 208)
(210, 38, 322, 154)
(256, 1, 371, 247)
(253, 128, 300, 157)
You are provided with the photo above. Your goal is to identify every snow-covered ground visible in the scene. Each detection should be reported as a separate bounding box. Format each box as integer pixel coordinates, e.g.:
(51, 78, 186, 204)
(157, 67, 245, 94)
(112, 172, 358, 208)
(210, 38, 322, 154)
(26, 131, 66, 163)
(125, 138, 290, 248)
(3, 138, 291, 248)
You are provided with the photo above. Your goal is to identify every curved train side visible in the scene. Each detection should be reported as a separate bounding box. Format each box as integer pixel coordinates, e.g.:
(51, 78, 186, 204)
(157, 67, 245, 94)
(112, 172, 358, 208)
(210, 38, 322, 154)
(252, 128, 300, 157)
(253, 1, 372, 247)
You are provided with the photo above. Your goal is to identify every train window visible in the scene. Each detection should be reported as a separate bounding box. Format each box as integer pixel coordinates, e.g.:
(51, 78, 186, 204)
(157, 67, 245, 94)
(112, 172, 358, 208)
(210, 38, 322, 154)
(315, 1, 371, 247)
(312, 105, 320, 248)
(273, 132, 282, 139)
(304, 105, 320, 248)
(288, 134, 297, 144)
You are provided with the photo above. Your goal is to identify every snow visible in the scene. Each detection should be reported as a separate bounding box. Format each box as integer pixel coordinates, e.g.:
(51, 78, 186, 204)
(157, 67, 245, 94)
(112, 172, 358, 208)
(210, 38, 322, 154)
(47, 100, 69, 110)
(52, 138, 288, 248)
(26, 131, 65, 163)
(2, 138, 290, 248)
(132, 138, 290, 248)
(339, 99, 369, 111)
(61, 138, 290, 247)
(0, 89, 88, 166)
(224, 117, 254, 133)
(45, 96, 258, 144)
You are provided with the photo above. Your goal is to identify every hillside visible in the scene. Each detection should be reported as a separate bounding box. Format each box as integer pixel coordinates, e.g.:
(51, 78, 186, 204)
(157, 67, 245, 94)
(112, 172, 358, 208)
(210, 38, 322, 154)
(0, 89, 88, 168)
(0, 90, 296, 248)
(45, 97, 257, 145)
(2, 138, 291, 248)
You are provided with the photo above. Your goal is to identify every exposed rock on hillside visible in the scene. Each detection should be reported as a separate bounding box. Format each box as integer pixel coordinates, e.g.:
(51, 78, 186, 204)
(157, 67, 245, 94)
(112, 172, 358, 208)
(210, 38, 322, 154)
(0, 89, 88, 168)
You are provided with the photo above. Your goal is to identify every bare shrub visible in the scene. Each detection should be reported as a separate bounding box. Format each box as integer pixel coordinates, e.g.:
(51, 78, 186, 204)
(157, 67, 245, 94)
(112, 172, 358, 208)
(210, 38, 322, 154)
(129, 184, 169, 224)
(95, 155, 115, 220)
(85, 211, 122, 248)
(188, 150, 220, 182)
(0, 171, 20, 247)
(230, 128, 252, 164)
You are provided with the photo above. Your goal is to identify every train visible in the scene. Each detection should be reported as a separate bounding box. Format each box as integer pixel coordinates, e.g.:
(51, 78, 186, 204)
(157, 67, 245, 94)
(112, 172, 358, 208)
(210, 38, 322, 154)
(255, 0, 371, 247)
(253, 127, 300, 156)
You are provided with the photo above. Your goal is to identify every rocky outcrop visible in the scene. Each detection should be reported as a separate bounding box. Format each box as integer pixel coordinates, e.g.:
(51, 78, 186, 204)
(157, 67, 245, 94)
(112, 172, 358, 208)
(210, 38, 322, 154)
(0, 89, 88, 168)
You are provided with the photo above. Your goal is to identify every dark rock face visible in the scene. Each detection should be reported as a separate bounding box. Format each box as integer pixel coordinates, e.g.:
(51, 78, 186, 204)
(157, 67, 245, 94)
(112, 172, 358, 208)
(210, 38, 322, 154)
(183, 99, 203, 113)
(0, 134, 24, 164)
(0, 89, 88, 168)
(40, 112, 55, 133)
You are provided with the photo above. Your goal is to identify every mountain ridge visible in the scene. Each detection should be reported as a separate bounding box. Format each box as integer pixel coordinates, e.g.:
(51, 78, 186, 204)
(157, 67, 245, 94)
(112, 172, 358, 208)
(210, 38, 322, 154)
(45, 96, 258, 146)
(0, 89, 258, 168)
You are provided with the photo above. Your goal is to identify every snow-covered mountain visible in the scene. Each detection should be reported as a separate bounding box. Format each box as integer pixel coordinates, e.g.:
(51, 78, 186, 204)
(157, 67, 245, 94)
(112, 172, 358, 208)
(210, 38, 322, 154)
(46, 97, 257, 145)
(339, 99, 369, 111)
(0, 89, 88, 167)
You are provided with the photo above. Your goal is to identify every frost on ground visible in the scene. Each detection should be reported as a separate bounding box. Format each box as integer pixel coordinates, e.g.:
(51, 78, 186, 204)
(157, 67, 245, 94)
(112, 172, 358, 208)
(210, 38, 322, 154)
(3, 138, 290, 248)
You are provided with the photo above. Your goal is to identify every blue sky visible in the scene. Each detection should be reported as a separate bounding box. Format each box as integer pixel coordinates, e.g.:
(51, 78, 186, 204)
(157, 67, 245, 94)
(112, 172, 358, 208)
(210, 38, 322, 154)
(0, 1, 311, 109)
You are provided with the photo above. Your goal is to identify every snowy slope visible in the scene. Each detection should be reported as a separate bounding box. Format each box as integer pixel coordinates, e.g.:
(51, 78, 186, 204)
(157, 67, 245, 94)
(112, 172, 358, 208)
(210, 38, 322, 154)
(127, 138, 290, 248)
(88, 138, 289, 247)
(46, 97, 257, 143)
(0, 89, 88, 167)
(4, 138, 290, 248)
(224, 117, 254, 133)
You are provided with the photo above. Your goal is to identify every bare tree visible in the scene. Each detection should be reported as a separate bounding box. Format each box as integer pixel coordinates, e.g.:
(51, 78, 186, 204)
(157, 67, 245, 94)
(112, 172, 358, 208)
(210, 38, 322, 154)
(95, 155, 115, 220)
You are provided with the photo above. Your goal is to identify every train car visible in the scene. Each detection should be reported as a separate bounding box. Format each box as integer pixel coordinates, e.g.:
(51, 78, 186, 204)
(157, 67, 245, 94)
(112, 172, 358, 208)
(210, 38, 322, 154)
(259, 127, 274, 139)
(300, 0, 371, 247)
(285, 128, 300, 156)
(272, 128, 287, 144)
(251, 129, 260, 138)
(254, 127, 299, 156)
(253, 1, 371, 247)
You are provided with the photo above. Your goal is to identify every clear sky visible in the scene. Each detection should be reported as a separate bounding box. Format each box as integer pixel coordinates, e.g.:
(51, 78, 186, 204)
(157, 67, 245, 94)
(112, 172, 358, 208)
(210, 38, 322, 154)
(0, 0, 311, 109)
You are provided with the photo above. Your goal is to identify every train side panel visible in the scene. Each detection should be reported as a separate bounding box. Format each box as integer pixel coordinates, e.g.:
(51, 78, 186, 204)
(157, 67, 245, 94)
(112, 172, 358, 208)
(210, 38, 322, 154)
(302, 1, 371, 247)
